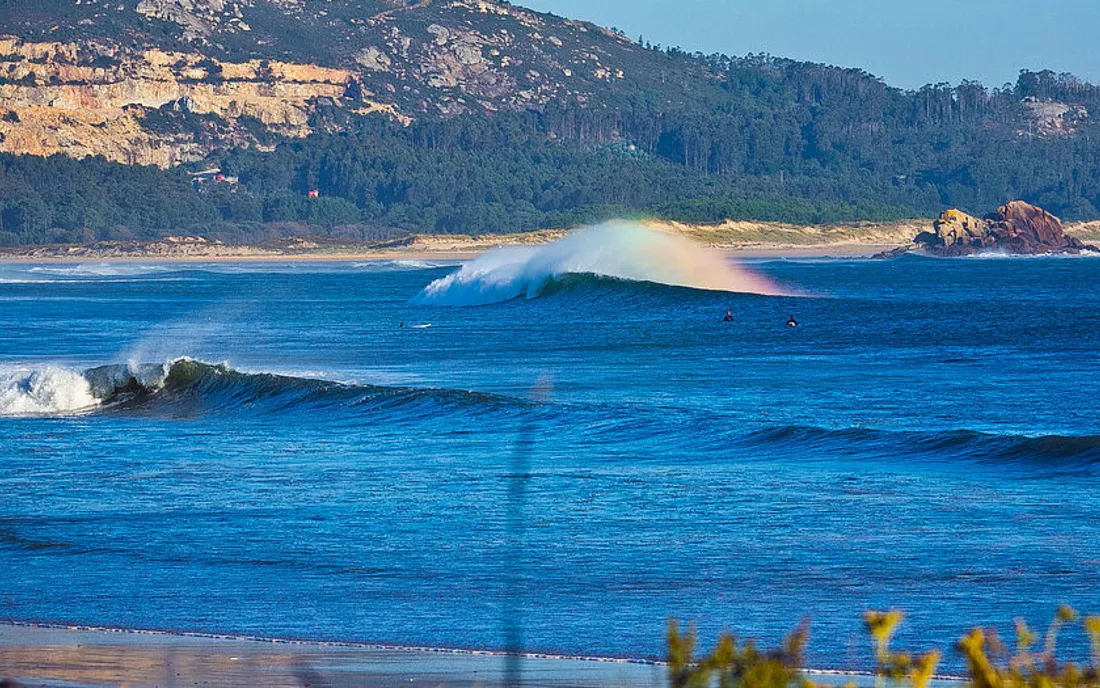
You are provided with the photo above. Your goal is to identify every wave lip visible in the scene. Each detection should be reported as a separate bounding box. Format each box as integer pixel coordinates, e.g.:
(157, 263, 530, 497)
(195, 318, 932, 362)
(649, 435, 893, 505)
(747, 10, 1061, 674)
(0, 360, 187, 417)
(0, 358, 525, 420)
(417, 221, 785, 306)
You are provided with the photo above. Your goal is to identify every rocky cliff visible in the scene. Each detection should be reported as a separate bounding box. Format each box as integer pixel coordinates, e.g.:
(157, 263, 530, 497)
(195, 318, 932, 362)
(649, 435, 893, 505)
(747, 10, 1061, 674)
(0, 0, 654, 166)
(916, 201, 1098, 256)
(0, 35, 404, 166)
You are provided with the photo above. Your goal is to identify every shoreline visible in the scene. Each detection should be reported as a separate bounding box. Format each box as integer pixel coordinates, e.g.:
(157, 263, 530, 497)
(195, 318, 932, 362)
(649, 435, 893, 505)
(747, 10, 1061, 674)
(0, 243, 906, 264)
(0, 622, 661, 688)
(0, 622, 965, 688)
(0, 218, 932, 263)
(0, 250, 484, 264)
(1, 215, 1095, 264)
(0, 620, 658, 666)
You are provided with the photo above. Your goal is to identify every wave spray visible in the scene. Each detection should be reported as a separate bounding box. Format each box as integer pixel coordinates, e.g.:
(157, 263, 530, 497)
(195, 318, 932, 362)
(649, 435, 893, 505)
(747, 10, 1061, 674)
(417, 221, 785, 306)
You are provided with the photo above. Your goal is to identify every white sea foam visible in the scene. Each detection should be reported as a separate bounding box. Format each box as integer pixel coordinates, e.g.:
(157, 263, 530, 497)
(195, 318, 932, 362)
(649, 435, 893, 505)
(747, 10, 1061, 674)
(417, 221, 785, 306)
(352, 259, 453, 271)
(29, 263, 174, 277)
(961, 249, 1100, 260)
(0, 365, 101, 416)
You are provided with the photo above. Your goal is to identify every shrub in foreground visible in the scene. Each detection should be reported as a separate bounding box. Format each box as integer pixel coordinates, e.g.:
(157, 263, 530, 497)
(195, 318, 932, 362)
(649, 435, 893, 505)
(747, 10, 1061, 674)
(668, 606, 1100, 688)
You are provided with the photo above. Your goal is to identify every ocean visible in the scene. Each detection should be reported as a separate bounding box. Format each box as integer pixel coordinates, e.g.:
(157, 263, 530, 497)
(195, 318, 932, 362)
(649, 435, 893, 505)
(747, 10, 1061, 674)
(2, 225, 1099, 671)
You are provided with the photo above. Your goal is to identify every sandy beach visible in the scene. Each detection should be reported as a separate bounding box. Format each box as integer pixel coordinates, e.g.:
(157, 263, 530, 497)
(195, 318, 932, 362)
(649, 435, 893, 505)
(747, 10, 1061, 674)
(0, 244, 904, 264)
(6, 216, 1093, 264)
(0, 624, 967, 688)
(0, 624, 664, 688)
(0, 219, 934, 264)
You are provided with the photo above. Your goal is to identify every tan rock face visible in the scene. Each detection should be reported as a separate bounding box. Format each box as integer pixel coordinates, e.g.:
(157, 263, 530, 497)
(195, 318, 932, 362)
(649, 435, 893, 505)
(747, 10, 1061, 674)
(932, 208, 986, 247)
(0, 36, 405, 167)
(920, 201, 1097, 256)
(0, 0, 642, 162)
(0, 106, 206, 167)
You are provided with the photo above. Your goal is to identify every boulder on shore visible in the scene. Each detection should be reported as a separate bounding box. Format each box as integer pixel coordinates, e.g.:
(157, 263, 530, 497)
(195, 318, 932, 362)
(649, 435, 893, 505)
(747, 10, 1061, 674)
(915, 201, 1097, 256)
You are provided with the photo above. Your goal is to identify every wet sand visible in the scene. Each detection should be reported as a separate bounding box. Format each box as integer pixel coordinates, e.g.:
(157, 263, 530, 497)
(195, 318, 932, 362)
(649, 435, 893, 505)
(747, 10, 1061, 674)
(0, 624, 664, 688)
(0, 624, 967, 688)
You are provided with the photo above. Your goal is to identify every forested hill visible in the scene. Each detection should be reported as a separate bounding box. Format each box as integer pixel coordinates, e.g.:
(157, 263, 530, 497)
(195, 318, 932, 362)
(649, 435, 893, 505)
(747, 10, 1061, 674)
(1, 0, 1100, 244)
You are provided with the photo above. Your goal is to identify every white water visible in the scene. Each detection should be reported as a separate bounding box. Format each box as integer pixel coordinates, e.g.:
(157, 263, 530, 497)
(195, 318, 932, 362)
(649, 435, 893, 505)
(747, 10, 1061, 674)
(0, 365, 100, 416)
(353, 260, 454, 271)
(418, 222, 784, 306)
(961, 249, 1100, 259)
(29, 264, 175, 277)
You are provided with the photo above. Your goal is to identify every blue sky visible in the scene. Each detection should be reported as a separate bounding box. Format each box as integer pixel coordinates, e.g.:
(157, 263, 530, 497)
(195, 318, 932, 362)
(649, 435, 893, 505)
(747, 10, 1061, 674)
(522, 0, 1100, 90)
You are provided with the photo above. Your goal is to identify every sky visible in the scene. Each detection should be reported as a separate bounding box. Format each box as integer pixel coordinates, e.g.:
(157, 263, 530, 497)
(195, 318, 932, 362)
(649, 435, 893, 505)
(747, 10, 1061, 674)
(522, 0, 1100, 91)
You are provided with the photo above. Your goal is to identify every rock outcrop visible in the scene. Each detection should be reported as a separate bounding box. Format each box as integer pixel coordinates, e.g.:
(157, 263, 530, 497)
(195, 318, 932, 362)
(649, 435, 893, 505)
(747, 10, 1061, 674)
(0, 0, 642, 165)
(0, 37, 403, 166)
(0, 0, 640, 152)
(1020, 97, 1088, 138)
(916, 201, 1098, 256)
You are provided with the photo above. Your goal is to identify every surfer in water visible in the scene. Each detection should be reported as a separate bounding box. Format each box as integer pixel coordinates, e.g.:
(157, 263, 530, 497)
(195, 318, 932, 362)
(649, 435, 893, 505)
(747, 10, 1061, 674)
(723, 310, 734, 322)
(787, 315, 798, 327)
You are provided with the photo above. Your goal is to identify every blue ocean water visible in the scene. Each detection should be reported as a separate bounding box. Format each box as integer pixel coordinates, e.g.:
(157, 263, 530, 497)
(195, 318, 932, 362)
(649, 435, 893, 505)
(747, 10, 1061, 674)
(2, 234, 1100, 671)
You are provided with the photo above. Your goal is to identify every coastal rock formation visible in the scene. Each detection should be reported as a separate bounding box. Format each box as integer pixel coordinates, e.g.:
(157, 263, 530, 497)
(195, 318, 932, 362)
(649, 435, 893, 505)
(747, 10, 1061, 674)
(0, 0, 644, 165)
(916, 201, 1098, 256)
(0, 37, 403, 166)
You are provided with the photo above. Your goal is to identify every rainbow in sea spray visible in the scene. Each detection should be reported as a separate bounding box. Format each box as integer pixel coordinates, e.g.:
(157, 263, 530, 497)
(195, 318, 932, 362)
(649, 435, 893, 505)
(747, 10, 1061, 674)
(417, 221, 785, 306)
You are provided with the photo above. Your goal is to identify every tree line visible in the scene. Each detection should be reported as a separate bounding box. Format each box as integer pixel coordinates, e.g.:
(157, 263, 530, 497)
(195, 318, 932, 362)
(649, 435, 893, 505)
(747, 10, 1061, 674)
(1, 61, 1099, 245)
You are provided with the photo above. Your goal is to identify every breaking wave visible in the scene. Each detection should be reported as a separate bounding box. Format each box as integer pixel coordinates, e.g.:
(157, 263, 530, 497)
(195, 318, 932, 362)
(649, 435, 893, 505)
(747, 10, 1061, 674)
(0, 359, 518, 419)
(417, 222, 785, 306)
(4, 361, 1100, 475)
(0, 365, 101, 416)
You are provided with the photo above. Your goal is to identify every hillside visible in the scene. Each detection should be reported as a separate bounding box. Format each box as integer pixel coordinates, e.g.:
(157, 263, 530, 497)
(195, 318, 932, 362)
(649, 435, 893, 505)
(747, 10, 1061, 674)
(0, 0, 712, 165)
(2, 0, 1100, 244)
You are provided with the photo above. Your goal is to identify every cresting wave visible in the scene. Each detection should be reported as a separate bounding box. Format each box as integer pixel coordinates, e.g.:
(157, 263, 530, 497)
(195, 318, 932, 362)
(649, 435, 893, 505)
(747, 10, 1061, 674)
(740, 425, 1100, 471)
(4, 362, 1099, 474)
(417, 221, 785, 306)
(0, 365, 101, 415)
(0, 359, 517, 419)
